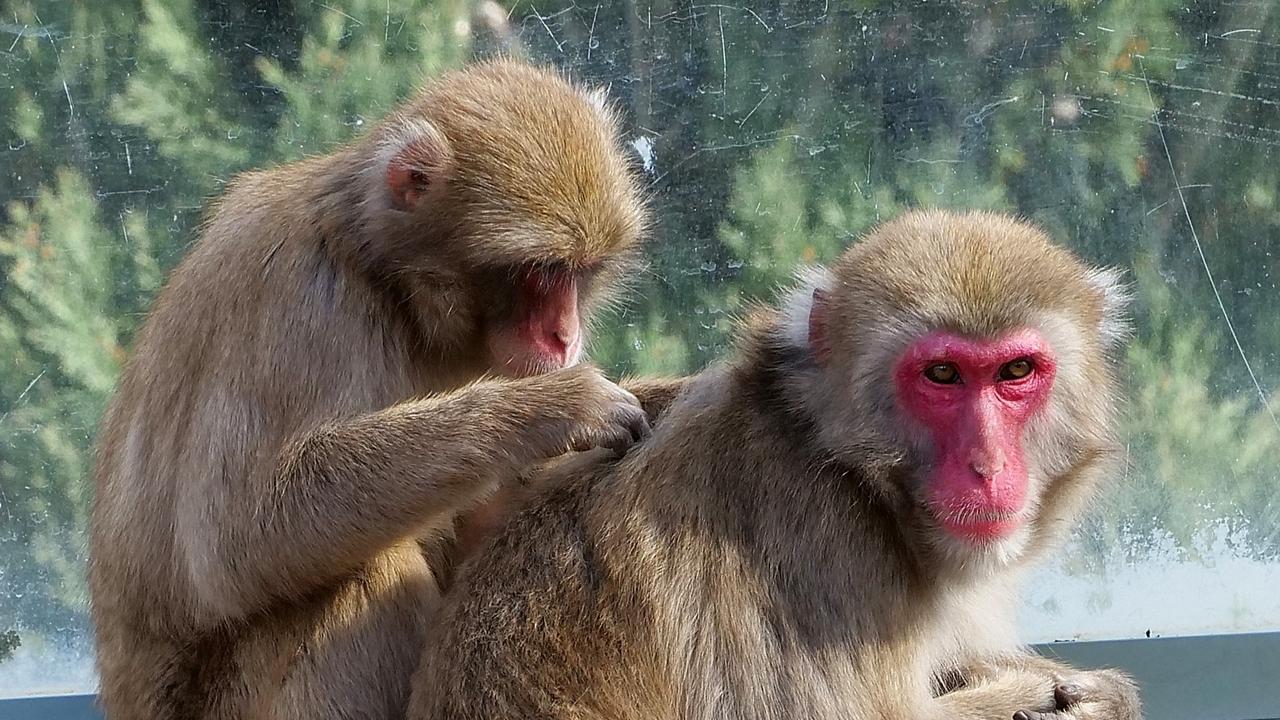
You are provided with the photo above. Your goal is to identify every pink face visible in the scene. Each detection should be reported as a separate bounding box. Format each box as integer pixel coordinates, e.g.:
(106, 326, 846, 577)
(487, 266, 583, 378)
(892, 329, 1057, 544)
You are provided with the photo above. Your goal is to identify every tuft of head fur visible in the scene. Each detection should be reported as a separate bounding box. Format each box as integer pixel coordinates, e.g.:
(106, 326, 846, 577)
(378, 59, 648, 270)
(823, 210, 1122, 343)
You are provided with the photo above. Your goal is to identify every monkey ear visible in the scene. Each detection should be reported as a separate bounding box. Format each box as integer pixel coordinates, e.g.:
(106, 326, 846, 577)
(1085, 267, 1132, 349)
(381, 119, 453, 211)
(808, 287, 833, 365)
(583, 86, 623, 128)
(783, 267, 835, 363)
(585, 87, 612, 116)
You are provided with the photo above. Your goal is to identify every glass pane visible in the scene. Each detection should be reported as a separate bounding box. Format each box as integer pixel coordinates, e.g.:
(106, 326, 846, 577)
(3, 0, 1278, 698)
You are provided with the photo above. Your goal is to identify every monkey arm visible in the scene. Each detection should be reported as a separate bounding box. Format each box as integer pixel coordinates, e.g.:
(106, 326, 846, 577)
(927, 660, 1061, 720)
(939, 652, 1141, 720)
(449, 447, 619, 570)
(188, 368, 644, 620)
(620, 375, 689, 423)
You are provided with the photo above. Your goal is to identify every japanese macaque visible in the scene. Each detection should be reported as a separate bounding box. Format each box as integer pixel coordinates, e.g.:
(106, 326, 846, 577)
(409, 210, 1142, 720)
(88, 59, 681, 720)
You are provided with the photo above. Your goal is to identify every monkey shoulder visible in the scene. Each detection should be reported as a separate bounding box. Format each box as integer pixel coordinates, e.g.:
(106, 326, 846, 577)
(420, 457, 679, 718)
(449, 465, 614, 610)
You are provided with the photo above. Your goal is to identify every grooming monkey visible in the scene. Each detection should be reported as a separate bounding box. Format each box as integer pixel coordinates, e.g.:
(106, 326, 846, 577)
(88, 60, 683, 719)
(410, 210, 1142, 720)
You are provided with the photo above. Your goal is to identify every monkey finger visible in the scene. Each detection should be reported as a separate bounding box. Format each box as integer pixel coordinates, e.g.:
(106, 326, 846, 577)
(610, 383, 643, 408)
(1056, 700, 1124, 720)
(1053, 683, 1083, 710)
(597, 427, 639, 455)
(623, 408, 652, 442)
(1013, 710, 1060, 720)
(568, 434, 599, 454)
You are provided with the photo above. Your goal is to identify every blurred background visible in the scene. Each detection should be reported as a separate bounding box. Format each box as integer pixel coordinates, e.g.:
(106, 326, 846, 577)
(1, 0, 1278, 697)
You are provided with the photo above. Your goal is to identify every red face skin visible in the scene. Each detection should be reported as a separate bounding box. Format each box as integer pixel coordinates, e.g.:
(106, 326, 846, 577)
(488, 266, 583, 378)
(893, 329, 1057, 544)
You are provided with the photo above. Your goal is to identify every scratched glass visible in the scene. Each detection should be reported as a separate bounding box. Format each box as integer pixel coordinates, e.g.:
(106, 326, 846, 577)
(2, 0, 1278, 699)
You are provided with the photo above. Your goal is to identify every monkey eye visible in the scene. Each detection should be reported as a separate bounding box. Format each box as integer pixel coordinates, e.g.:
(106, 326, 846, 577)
(924, 363, 960, 385)
(998, 358, 1035, 381)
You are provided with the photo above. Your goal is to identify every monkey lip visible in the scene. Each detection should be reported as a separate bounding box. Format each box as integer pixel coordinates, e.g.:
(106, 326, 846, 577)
(494, 352, 574, 378)
(934, 508, 1024, 542)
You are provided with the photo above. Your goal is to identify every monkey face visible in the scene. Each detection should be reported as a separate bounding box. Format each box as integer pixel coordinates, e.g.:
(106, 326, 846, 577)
(367, 62, 648, 380)
(799, 211, 1127, 570)
(481, 264, 585, 377)
(893, 329, 1058, 547)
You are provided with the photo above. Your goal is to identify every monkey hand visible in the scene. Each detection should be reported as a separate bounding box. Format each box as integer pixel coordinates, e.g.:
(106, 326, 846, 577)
(1012, 668, 1142, 720)
(519, 364, 651, 459)
(620, 376, 689, 425)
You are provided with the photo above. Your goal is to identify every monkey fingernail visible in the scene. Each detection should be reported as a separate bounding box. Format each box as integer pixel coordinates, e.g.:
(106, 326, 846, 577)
(600, 429, 633, 454)
(1013, 711, 1031, 720)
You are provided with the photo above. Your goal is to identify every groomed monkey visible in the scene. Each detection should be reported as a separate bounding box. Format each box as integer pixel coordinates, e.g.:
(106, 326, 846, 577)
(409, 210, 1142, 720)
(88, 60, 679, 719)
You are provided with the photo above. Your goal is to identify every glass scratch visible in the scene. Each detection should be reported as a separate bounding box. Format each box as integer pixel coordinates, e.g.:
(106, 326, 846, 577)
(1139, 57, 1280, 433)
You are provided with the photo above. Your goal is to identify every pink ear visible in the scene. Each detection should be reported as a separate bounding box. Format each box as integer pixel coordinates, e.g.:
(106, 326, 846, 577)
(384, 121, 451, 211)
(808, 288, 832, 365)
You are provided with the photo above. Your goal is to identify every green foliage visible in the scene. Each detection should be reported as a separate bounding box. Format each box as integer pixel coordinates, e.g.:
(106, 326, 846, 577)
(0, 170, 137, 632)
(1112, 263, 1280, 558)
(1, 0, 1278, 664)
(258, 0, 470, 158)
(113, 0, 257, 178)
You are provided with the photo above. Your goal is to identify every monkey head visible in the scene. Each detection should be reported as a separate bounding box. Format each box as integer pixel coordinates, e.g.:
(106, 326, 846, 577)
(363, 60, 647, 377)
(795, 210, 1129, 570)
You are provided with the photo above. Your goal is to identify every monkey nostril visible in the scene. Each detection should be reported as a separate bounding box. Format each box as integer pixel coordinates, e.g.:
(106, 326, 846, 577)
(553, 327, 573, 349)
(555, 325, 583, 355)
(542, 335, 566, 359)
(535, 325, 578, 365)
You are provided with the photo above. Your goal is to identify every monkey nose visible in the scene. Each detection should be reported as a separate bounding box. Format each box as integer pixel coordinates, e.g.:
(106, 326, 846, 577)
(554, 323, 583, 356)
(968, 447, 1007, 479)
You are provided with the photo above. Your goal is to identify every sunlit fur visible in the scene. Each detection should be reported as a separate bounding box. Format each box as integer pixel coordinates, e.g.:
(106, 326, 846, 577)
(359, 59, 650, 360)
(367, 60, 647, 268)
(409, 209, 1140, 720)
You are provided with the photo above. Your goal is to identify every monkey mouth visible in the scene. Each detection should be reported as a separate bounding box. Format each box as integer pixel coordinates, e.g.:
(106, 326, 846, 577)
(495, 356, 563, 378)
(932, 506, 1024, 542)
(492, 348, 579, 378)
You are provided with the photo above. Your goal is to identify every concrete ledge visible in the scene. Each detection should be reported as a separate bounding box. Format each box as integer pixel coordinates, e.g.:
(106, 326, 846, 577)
(2, 632, 1277, 720)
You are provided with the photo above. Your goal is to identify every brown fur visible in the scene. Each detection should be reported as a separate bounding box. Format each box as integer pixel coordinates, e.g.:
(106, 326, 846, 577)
(408, 210, 1142, 720)
(88, 59, 683, 720)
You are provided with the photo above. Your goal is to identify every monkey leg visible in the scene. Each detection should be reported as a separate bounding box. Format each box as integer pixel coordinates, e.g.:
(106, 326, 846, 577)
(269, 543, 439, 718)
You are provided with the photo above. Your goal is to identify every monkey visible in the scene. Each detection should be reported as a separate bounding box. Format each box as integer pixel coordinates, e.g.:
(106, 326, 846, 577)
(407, 209, 1143, 720)
(87, 59, 686, 720)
